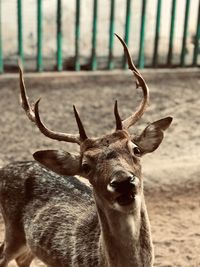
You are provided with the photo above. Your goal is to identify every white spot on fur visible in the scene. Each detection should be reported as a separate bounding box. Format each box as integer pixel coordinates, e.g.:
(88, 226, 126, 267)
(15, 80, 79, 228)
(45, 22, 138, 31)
(134, 177, 140, 187)
(107, 184, 115, 193)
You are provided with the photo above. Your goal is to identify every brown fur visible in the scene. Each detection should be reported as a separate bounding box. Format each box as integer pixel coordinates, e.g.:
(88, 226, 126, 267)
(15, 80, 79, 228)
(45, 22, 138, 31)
(0, 120, 172, 267)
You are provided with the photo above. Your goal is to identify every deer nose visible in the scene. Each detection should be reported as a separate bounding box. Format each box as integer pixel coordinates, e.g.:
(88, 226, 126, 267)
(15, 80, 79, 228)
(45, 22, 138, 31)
(109, 175, 136, 193)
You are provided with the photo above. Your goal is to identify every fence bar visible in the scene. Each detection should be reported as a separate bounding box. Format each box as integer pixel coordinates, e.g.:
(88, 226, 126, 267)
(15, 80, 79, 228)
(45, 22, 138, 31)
(75, 0, 81, 71)
(138, 0, 147, 69)
(17, 0, 24, 63)
(57, 0, 62, 71)
(152, 0, 162, 67)
(91, 0, 98, 70)
(192, 0, 200, 66)
(0, 0, 3, 73)
(37, 0, 43, 71)
(180, 0, 190, 66)
(108, 0, 115, 70)
(123, 0, 132, 69)
(167, 0, 176, 66)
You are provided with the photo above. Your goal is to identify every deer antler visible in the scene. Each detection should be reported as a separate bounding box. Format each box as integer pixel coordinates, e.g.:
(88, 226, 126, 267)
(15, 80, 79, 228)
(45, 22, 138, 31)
(115, 34, 149, 129)
(19, 64, 87, 144)
(114, 100, 123, 130)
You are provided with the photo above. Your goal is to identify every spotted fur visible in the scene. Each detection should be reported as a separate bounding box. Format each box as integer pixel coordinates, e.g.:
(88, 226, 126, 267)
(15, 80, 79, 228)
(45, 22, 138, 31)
(0, 119, 172, 267)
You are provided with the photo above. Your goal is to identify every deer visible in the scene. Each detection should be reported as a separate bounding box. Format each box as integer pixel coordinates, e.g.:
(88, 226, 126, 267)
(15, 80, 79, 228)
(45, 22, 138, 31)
(0, 34, 172, 267)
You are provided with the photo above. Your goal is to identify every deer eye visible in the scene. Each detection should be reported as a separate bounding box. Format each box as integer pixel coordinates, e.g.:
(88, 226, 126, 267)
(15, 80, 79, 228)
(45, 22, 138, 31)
(133, 146, 141, 157)
(82, 163, 91, 174)
(129, 142, 142, 157)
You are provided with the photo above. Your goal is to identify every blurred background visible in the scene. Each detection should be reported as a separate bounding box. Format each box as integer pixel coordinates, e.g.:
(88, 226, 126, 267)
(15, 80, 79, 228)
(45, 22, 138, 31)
(0, 0, 199, 71)
(0, 1, 200, 266)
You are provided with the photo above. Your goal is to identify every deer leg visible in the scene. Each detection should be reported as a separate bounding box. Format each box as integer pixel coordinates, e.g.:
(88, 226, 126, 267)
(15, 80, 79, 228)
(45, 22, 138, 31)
(0, 243, 4, 255)
(0, 243, 5, 267)
(15, 250, 34, 267)
(0, 222, 28, 267)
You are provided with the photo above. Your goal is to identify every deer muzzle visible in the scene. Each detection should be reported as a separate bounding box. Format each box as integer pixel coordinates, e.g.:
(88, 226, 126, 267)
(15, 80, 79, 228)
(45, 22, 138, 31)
(108, 174, 140, 206)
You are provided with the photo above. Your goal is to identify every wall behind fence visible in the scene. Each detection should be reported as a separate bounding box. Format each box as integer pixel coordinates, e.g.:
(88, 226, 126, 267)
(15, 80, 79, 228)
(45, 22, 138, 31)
(0, 0, 199, 72)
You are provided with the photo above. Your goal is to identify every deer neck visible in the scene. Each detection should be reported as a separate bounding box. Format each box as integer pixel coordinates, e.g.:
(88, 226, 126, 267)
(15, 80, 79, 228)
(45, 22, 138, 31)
(95, 194, 153, 267)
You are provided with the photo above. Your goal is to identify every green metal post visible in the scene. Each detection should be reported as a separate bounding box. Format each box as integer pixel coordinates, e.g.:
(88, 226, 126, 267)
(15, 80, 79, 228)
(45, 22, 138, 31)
(75, 0, 81, 71)
(57, 0, 62, 71)
(167, 0, 176, 66)
(192, 0, 200, 66)
(17, 0, 24, 64)
(138, 0, 147, 69)
(180, 0, 190, 66)
(123, 0, 132, 69)
(37, 0, 43, 72)
(152, 0, 162, 67)
(91, 0, 98, 70)
(108, 0, 115, 70)
(0, 0, 3, 73)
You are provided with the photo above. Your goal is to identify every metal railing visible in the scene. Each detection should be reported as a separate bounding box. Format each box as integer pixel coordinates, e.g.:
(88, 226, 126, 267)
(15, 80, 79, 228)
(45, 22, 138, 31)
(0, 0, 199, 73)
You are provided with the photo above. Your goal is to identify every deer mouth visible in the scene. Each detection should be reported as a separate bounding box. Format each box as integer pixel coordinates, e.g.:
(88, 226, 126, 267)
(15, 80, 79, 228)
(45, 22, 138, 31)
(116, 192, 135, 206)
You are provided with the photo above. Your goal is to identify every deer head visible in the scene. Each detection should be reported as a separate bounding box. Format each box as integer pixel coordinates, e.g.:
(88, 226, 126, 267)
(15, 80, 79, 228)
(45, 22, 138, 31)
(19, 34, 172, 213)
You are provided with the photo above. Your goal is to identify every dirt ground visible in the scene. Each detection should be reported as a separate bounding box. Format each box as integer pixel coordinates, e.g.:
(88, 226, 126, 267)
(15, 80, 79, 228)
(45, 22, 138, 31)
(0, 69, 199, 266)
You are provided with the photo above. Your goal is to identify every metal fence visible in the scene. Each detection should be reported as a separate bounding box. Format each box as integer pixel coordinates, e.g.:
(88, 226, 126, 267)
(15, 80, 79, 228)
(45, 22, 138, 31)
(0, 0, 199, 73)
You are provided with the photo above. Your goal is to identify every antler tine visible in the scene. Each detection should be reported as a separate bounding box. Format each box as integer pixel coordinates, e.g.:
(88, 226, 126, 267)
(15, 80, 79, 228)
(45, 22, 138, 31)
(115, 34, 150, 129)
(19, 65, 81, 145)
(34, 100, 81, 144)
(19, 63, 35, 122)
(73, 105, 88, 142)
(114, 100, 123, 130)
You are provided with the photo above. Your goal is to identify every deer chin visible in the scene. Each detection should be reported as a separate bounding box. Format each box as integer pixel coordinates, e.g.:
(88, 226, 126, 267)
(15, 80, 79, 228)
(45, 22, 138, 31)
(112, 194, 141, 213)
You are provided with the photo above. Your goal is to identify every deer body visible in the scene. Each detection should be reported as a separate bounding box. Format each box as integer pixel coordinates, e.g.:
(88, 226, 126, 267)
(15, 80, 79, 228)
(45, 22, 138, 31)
(0, 35, 172, 267)
(0, 159, 153, 267)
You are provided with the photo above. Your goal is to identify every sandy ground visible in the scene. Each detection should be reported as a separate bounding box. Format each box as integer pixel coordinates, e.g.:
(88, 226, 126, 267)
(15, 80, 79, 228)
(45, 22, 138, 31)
(0, 69, 199, 266)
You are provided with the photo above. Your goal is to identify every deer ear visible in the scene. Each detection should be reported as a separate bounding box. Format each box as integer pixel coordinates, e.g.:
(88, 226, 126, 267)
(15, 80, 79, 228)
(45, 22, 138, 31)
(33, 150, 81, 176)
(134, 117, 173, 155)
